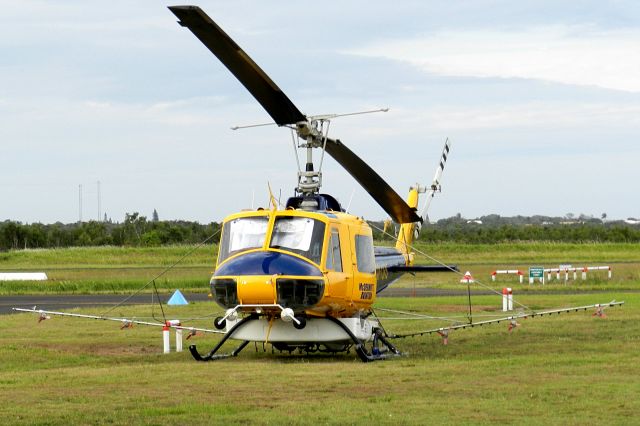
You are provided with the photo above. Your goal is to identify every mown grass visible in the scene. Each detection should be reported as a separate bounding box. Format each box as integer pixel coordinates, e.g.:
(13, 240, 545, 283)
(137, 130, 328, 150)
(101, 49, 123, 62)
(0, 245, 217, 268)
(0, 245, 217, 294)
(2, 242, 638, 267)
(410, 241, 640, 264)
(0, 267, 213, 295)
(1, 293, 637, 425)
(1, 242, 638, 295)
(391, 261, 640, 293)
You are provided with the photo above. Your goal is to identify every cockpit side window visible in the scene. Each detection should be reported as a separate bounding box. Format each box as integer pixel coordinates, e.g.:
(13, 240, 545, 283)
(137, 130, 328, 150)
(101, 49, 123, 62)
(218, 216, 269, 263)
(326, 229, 343, 272)
(354, 234, 375, 274)
(269, 217, 326, 265)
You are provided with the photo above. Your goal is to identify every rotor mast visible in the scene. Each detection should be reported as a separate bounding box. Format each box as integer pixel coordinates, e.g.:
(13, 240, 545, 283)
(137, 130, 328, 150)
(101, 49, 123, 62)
(293, 108, 389, 204)
(294, 120, 327, 208)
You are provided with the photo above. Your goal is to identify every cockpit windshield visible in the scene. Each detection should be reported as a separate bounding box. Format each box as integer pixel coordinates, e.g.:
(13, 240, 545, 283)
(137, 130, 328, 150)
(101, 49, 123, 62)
(218, 216, 269, 263)
(269, 217, 325, 265)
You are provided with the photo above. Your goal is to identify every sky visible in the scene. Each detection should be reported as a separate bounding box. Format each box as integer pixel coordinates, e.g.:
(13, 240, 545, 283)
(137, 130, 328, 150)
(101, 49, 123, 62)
(1, 0, 639, 224)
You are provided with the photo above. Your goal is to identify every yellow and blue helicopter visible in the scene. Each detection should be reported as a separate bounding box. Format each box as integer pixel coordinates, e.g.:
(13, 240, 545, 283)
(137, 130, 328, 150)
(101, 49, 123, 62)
(165, 5, 457, 361)
(15, 5, 623, 362)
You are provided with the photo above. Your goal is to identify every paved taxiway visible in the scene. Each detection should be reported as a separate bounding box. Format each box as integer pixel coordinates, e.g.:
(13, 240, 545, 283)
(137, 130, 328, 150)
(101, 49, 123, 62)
(1, 289, 496, 315)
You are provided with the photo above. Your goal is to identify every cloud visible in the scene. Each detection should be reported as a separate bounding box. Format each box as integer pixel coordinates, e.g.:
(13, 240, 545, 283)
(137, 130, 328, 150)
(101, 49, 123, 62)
(349, 25, 640, 93)
(391, 102, 640, 131)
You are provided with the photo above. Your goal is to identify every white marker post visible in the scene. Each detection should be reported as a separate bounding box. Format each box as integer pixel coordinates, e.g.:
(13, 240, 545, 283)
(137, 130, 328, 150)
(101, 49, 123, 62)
(176, 329, 183, 352)
(167, 320, 182, 353)
(502, 288, 513, 312)
(502, 288, 508, 311)
(162, 323, 170, 354)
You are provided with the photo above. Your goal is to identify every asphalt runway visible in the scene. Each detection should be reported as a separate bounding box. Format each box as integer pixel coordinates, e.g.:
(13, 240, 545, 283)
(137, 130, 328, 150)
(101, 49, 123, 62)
(5, 287, 626, 315)
(2, 293, 209, 315)
(1, 288, 495, 315)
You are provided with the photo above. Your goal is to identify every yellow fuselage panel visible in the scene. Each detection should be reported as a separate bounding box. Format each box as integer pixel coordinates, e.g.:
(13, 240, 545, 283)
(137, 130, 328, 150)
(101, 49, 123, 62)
(236, 275, 277, 305)
(396, 188, 419, 261)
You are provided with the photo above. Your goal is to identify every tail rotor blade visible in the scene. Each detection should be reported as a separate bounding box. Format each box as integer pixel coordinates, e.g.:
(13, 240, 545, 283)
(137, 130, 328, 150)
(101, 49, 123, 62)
(431, 138, 451, 191)
(419, 138, 452, 221)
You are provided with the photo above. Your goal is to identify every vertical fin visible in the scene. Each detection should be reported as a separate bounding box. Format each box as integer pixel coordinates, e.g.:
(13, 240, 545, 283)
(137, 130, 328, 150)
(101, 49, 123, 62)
(394, 138, 452, 261)
(395, 188, 420, 259)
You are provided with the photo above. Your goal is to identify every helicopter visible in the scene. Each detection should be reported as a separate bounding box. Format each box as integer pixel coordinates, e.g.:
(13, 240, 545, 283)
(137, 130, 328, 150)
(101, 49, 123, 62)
(165, 5, 459, 362)
(14, 5, 623, 363)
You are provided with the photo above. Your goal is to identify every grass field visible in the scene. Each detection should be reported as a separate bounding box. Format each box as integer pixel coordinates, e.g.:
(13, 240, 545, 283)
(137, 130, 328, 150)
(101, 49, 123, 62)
(0, 243, 638, 424)
(1, 242, 638, 294)
(1, 293, 637, 425)
(0, 245, 216, 294)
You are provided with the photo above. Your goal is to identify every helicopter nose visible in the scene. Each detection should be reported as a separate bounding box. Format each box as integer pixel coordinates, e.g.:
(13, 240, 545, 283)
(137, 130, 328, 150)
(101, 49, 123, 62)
(214, 250, 322, 276)
(236, 275, 278, 305)
(211, 251, 325, 309)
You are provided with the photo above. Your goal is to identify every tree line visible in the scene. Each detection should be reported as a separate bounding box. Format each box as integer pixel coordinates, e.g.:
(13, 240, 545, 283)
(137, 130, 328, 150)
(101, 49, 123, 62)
(1, 213, 638, 251)
(375, 214, 640, 244)
(0, 213, 221, 250)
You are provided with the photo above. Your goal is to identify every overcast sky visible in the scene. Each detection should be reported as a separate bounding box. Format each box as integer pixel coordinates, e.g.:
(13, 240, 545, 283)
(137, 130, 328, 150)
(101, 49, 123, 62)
(1, 1, 639, 224)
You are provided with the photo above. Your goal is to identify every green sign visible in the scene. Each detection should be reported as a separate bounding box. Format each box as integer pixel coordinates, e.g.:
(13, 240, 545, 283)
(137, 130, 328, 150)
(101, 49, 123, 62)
(529, 266, 545, 284)
(529, 267, 544, 278)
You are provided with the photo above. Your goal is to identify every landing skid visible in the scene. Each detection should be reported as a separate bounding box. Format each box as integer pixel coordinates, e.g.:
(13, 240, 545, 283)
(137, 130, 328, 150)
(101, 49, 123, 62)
(189, 314, 402, 362)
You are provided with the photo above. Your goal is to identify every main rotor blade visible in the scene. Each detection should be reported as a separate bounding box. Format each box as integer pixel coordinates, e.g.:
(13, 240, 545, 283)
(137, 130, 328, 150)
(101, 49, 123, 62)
(324, 138, 421, 224)
(169, 5, 306, 126)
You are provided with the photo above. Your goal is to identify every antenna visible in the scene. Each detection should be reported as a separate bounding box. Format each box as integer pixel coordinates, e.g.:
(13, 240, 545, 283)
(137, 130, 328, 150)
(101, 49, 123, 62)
(78, 184, 83, 223)
(345, 188, 356, 213)
(97, 180, 101, 222)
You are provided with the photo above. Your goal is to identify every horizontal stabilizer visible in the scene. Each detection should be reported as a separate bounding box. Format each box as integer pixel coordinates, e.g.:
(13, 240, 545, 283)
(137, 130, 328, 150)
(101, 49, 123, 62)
(387, 265, 459, 273)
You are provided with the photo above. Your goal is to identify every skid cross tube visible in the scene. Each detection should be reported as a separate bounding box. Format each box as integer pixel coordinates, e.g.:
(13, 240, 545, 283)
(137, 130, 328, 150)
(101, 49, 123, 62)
(326, 316, 402, 362)
(189, 315, 256, 361)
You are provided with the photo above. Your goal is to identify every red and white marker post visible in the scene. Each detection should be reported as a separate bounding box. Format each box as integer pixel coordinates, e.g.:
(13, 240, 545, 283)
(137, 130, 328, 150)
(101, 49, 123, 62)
(162, 323, 170, 354)
(502, 287, 513, 312)
(460, 271, 475, 284)
(162, 320, 183, 353)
